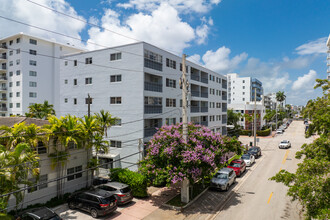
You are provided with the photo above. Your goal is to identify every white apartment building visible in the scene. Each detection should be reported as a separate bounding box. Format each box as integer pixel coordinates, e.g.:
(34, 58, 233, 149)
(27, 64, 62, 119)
(60, 42, 228, 171)
(228, 102, 266, 130)
(227, 73, 263, 104)
(268, 92, 286, 108)
(327, 34, 330, 80)
(0, 33, 83, 117)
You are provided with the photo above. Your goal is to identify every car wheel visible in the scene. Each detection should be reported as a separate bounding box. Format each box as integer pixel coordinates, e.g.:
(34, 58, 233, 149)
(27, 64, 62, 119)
(225, 185, 229, 191)
(68, 202, 75, 209)
(90, 208, 98, 218)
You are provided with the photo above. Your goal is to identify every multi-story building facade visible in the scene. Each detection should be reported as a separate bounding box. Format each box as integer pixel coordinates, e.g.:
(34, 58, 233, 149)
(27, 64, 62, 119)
(268, 92, 286, 109)
(0, 33, 83, 117)
(227, 73, 263, 104)
(262, 94, 275, 110)
(60, 42, 228, 171)
(327, 34, 330, 80)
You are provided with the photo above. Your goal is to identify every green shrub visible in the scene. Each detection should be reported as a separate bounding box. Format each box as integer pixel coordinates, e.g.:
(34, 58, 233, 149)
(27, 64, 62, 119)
(257, 129, 271, 136)
(0, 213, 14, 220)
(240, 130, 252, 135)
(109, 168, 148, 198)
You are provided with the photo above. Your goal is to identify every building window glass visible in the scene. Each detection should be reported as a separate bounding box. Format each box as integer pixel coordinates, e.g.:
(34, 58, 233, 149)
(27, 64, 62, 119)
(16, 81, 20, 86)
(9, 82, 12, 87)
(16, 92, 20, 97)
(110, 75, 122, 82)
(9, 40, 13, 45)
(16, 38, 20, 43)
(67, 166, 82, 181)
(166, 118, 176, 125)
(110, 140, 122, 148)
(29, 81, 37, 87)
(110, 97, 122, 104)
(144, 49, 163, 71)
(64, 61, 68, 66)
(73, 79, 77, 85)
(37, 141, 47, 154)
(16, 59, 20, 65)
(85, 98, 92, 104)
(85, 77, 92, 84)
(9, 92, 12, 98)
(29, 92, 37, 98)
(9, 103, 13, 108)
(64, 79, 68, 84)
(16, 103, 20, 108)
(64, 98, 68, 103)
(74, 98, 77, 105)
(166, 78, 176, 88)
(85, 57, 92, 64)
(29, 50, 37, 55)
(166, 98, 176, 107)
(9, 61, 13, 66)
(29, 39, 37, 45)
(166, 58, 176, 69)
(9, 51, 13, 56)
(110, 52, 122, 61)
(16, 70, 20, 75)
(29, 60, 37, 66)
(74, 60, 77, 66)
(16, 49, 20, 54)
(29, 71, 37, 76)
(114, 118, 122, 126)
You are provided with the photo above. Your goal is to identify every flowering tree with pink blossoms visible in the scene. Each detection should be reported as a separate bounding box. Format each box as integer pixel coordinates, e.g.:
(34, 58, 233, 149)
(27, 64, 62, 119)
(139, 123, 244, 186)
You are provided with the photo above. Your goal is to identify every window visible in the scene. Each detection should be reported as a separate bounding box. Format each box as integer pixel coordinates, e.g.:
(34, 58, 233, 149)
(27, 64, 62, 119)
(144, 96, 162, 105)
(67, 166, 82, 181)
(166, 78, 176, 88)
(16, 103, 20, 108)
(29, 50, 37, 55)
(9, 103, 13, 108)
(110, 75, 122, 82)
(110, 52, 122, 61)
(29, 71, 37, 76)
(73, 98, 77, 105)
(110, 140, 122, 148)
(37, 141, 47, 154)
(9, 50, 13, 56)
(9, 93, 12, 98)
(110, 97, 122, 104)
(243, 98, 245, 101)
(114, 118, 122, 126)
(16, 70, 20, 76)
(210, 115, 215, 122)
(9, 61, 13, 66)
(29, 81, 37, 87)
(166, 118, 176, 125)
(9, 82, 12, 87)
(243, 86, 245, 89)
(242, 92, 245, 95)
(64, 79, 68, 84)
(9, 71, 13, 76)
(16, 49, 20, 54)
(16, 81, 20, 86)
(29, 92, 37, 98)
(73, 79, 77, 85)
(166, 58, 176, 69)
(30, 39, 37, 45)
(85, 98, 92, 104)
(16, 38, 20, 43)
(74, 60, 77, 66)
(39, 174, 48, 189)
(144, 49, 163, 71)
(9, 40, 13, 45)
(243, 80, 245, 83)
(28, 174, 48, 193)
(68, 141, 77, 150)
(166, 98, 176, 107)
(64, 98, 68, 103)
(64, 61, 68, 66)
(85, 57, 92, 64)
(16, 92, 20, 97)
(85, 77, 92, 84)
(16, 59, 20, 65)
(29, 60, 37, 66)
(180, 63, 188, 72)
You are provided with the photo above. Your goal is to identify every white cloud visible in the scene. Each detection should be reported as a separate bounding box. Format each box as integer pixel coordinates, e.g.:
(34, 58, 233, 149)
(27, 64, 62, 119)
(292, 70, 317, 91)
(260, 73, 292, 92)
(187, 54, 202, 65)
(117, 0, 222, 14)
(87, 3, 195, 53)
(195, 17, 212, 45)
(199, 47, 247, 73)
(0, 0, 86, 46)
(295, 37, 327, 55)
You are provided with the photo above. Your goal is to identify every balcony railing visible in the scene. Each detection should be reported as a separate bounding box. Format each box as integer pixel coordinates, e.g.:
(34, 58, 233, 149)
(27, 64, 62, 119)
(222, 108, 227, 112)
(222, 119, 227, 124)
(0, 107, 7, 111)
(222, 128, 227, 135)
(222, 95, 227, 101)
(144, 127, 157, 137)
(0, 66, 6, 71)
(0, 97, 7, 101)
(0, 55, 7, 59)
(191, 91, 200, 97)
(0, 76, 7, 80)
(144, 81, 162, 92)
(144, 58, 163, 71)
(0, 45, 7, 49)
(0, 87, 7, 91)
(190, 106, 200, 113)
(191, 75, 200, 82)
(201, 107, 208, 112)
(201, 77, 208, 84)
(144, 105, 162, 114)
(200, 121, 208, 127)
(222, 84, 227, 89)
(201, 92, 208, 98)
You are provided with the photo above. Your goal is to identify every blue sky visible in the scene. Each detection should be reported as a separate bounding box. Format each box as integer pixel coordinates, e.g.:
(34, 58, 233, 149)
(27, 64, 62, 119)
(0, 0, 329, 105)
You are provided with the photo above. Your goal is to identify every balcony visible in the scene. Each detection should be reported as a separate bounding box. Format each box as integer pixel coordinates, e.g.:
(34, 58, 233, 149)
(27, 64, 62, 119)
(200, 121, 208, 127)
(201, 92, 208, 98)
(222, 95, 227, 101)
(201, 77, 208, 84)
(144, 127, 158, 137)
(190, 106, 200, 113)
(222, 83, 227, 89)
(0, 107, 7, 111)
(144, 58, 163, 71)
(191, 75, 200, 82)
(0, 45, 7, 52)
(0, 87, 7, 92)
(191, 91, 200, 97)
(0, 54, 7, 60)
(201, 107, 208, 112)
(144, 105, 162, 114)
(0, 97, 7, 102)
(0, 76, 7, 81)
(144, 81, 162, 92)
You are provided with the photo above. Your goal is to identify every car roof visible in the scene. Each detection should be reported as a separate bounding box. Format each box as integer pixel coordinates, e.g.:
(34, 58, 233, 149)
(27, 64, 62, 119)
(230, 159, 243, 163)
(20, 207, 56, 219)
(84, 189, 113, 198)
(249, 147, 260, 150)
(281, 140, 289, 142)
(242, 154, 251, 157)
(103, 181, 129, 189)
(218, 168, 233, 174)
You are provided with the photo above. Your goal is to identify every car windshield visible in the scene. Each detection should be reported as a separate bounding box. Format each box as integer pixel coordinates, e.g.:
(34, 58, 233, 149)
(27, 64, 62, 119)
(120, 187, 131, 193)
(229, 163, 240, 167)
(241, 155, 250, 160)
(214, 173, 228, 179)
(281, 140, 288, 143)
(248, 149, 257, 153)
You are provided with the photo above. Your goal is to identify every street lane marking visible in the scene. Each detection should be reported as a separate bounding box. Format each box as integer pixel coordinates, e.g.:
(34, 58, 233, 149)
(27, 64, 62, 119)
(267, 192, 273, 204)
(282, 150, 290, 164)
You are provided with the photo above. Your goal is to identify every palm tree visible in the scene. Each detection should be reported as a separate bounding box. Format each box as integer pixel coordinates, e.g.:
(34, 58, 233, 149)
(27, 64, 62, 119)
(276, 91, 286, 109)
(26, 101, 55, 119)
(94, 110, 117, 137)
(0, 143, 39, 213)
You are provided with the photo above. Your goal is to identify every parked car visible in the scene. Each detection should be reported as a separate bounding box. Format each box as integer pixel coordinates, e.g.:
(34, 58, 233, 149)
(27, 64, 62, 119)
(276, 129, 284, 134)
(241, 154, 255, 166)
(96, 182, 133, 205)
(210, 168, 236, 191)
(248, 146, 262, 158)
(227, 159, 246, 177)
(93, 177, 109, 186)
(16, 207, 61, 220)
(68, 189, 117, 218)
(279, 140, 291, 149)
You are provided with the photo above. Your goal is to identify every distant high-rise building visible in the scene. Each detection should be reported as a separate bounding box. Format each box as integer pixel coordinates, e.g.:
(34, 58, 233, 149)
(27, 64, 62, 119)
(0, 33, 83, 116)
(226, 73, 263, 104)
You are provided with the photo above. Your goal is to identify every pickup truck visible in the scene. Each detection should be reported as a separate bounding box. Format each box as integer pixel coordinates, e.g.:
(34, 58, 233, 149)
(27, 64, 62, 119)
(279, 140, 291, 149)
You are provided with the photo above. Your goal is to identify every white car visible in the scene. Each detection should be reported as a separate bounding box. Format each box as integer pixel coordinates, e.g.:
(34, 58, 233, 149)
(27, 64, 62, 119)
(241, 154, 255, 166)
(279, 140, 291, 149)
(276, 129, 283, 134)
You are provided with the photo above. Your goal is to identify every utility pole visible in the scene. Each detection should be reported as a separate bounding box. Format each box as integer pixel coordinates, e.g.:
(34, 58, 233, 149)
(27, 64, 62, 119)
(275, 102, 278, 132)
(86, 93, 92, 187)
(181, 54, 189, 203)
(253, 88, 257, 147)
(87, 93, 91, 118)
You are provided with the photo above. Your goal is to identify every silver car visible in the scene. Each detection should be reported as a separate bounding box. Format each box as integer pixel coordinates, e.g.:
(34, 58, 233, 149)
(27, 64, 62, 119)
(210, 168, 236, 191)
(96, 182, 133, 205)
(241, 153, 255, 166)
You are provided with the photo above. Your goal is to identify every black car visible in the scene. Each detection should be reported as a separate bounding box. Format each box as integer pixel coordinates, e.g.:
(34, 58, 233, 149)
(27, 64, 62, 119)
(248, 146, 262, 158)
(96, 182, 133, 205)
(93, 177, 109, 186)
(68, 189, 117, 218)
(16, 207, 61, 220)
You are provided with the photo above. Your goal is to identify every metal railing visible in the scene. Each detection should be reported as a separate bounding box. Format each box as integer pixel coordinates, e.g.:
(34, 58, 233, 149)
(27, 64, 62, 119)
(222, 95, 227, 101)
(0, 55, 7, 59)
(201, 77, 208, 84)
(190, 106, 200, 113)
(0, 45, 8, 49)
(0, 76, 7, 80)
(144, 127, 157, 137)
(0, 87, 7, 91)
(201, 92, 208, 98)
(200, 121, 208, 127)
(191, 75, 200, 82)
(0, 107, 7, 111)
(222, 84, 227, 89)
(191, 91, 200, 97)
(201, 107, 208, 112)
(144, 81, 162, 92)
(144, 105, 162, 114)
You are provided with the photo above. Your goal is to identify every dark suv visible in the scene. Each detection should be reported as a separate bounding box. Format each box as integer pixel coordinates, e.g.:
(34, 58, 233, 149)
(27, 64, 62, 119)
(16, 207, 61, 220)
(248, 146, 262, 158)
(67, 189, 117, 218)
(96, 182, 133, 205)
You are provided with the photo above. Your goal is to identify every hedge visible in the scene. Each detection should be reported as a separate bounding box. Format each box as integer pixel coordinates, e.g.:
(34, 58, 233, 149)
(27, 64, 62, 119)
(109, 168, 148, 198)
(240, 130, 252, 135)
(256, 128, 271, 136)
